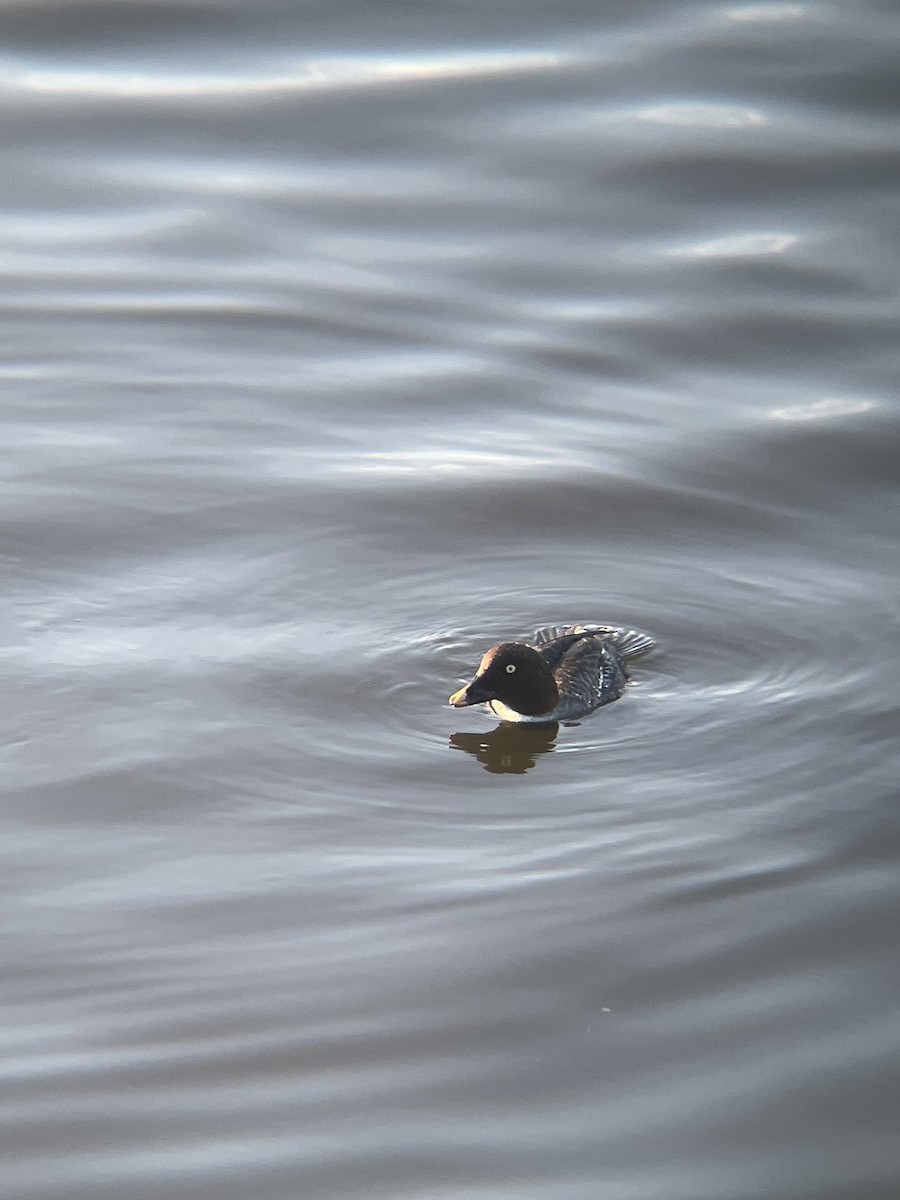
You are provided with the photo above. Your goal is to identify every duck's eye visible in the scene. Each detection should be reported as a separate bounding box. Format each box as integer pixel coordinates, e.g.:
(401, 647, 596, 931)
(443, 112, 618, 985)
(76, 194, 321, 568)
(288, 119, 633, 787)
(505, 663, 516, 674)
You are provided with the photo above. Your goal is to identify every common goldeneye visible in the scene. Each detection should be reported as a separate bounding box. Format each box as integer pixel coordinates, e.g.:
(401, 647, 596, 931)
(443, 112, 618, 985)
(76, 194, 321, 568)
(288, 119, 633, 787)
(448, 623, 653, 723)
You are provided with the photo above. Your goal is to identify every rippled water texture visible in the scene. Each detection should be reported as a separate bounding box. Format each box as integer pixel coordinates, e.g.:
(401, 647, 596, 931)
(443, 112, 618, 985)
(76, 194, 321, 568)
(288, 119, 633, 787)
(2, 2, 899, 1198)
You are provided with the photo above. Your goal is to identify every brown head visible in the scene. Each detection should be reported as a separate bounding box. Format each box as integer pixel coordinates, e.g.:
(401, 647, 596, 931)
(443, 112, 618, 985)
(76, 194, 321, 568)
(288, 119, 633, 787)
(448, 642, 559, 717)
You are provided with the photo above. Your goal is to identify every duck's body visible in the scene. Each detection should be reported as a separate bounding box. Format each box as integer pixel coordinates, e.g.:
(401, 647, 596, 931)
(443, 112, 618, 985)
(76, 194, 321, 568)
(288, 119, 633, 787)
(449, 623, 653, 723)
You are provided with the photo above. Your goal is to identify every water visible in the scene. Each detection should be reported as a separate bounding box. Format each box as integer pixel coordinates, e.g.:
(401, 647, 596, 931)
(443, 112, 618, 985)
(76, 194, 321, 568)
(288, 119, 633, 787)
(2, 2, 899, 1197)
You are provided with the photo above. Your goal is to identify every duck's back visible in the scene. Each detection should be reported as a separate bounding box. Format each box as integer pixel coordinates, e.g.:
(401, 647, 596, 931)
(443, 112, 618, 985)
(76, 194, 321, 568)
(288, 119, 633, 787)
(532, 624, 654, 720)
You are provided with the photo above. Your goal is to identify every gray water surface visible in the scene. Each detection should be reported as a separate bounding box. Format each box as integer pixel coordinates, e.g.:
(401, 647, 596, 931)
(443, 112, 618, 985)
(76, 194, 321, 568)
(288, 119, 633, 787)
(2, 2, 899, 1198)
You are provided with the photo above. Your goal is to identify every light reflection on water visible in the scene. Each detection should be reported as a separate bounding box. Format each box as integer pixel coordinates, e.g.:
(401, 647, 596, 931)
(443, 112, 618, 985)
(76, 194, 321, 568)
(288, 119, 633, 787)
(633, 102, 769, 127)
(767, 396, 877, 421)
(664, 231, 799, 258)
(15, 50, 562, 99)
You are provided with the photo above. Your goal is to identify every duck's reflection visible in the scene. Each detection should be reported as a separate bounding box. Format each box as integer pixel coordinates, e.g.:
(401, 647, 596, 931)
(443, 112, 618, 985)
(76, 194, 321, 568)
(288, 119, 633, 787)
(449, 721, 559, 774)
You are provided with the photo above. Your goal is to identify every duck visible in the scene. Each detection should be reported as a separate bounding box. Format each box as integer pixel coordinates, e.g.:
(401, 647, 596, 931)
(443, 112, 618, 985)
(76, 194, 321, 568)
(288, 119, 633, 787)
(449, 623, 653, 723)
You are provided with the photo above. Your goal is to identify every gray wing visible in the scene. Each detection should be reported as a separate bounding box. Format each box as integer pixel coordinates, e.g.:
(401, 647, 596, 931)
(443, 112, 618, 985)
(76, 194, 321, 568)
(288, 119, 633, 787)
(552, 638, 629, 720)
(533, 624, 653, 661)
(532, 623, 620, 646)
(532, 630, 592, 672)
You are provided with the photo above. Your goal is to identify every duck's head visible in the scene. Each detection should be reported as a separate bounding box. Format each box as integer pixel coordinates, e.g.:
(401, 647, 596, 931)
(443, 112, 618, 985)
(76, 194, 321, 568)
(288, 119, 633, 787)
(449, 642, 559, 717)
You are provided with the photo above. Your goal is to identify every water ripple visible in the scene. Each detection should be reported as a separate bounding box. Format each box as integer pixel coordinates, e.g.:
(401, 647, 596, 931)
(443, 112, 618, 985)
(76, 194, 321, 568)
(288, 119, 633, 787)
(9, 50, 562, 101)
